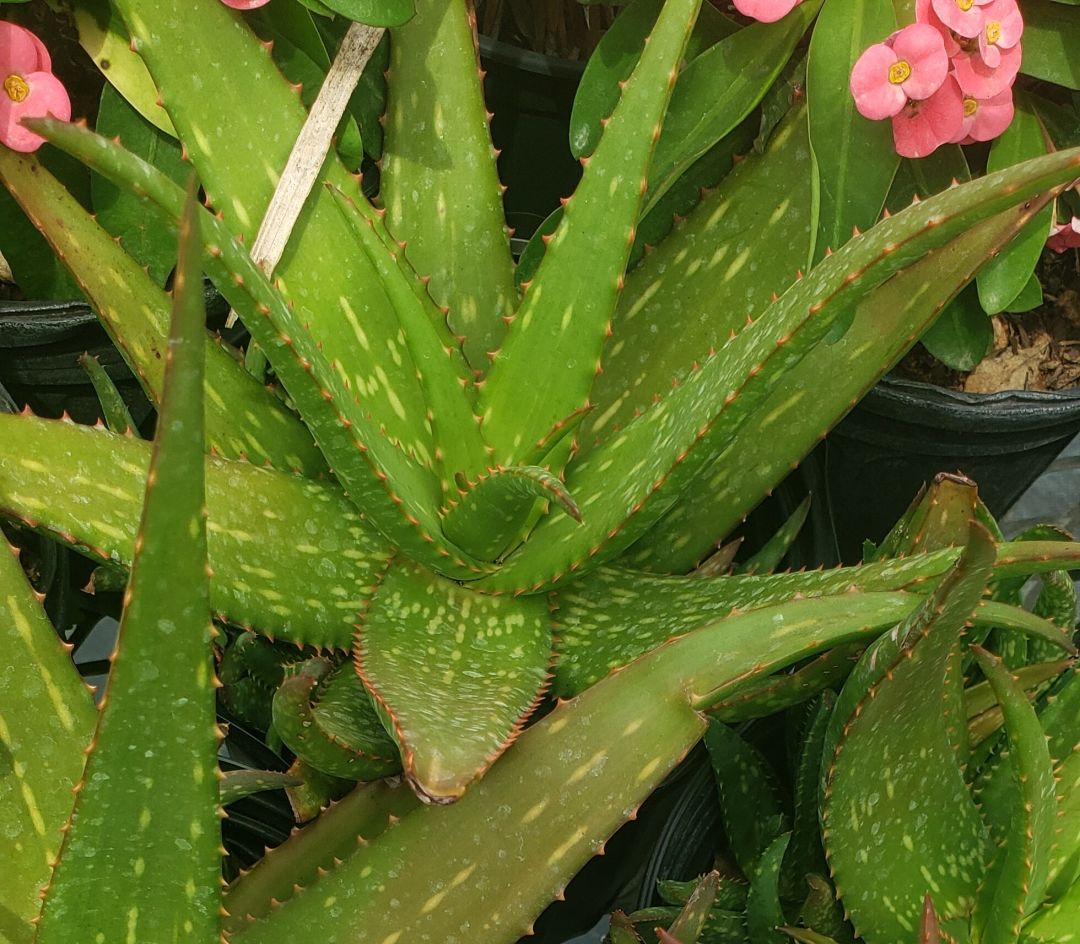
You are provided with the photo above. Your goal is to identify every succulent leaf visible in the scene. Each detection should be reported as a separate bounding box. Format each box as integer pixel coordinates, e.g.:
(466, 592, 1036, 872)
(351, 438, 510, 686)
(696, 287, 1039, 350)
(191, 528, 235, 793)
(35, 184, 221, 944)
(272, 658, 401, 781)
(479, 0, 703, 468)
(0, 540, 95, 941)
(785, 696, 836, 899)
(0, 147, 324, 475)
(112, 0, 436, 463)
(356, 558, 552, 802)
(739, 495, 812, 576)
(665, 869, 720, 944)
(969, 647, 1057, 943)
(746, 832, 793, 944)
(220, 770, 302, 807)
(78, 352, 137, 436)
(822, 526, 997, 940)
(379, 0, 517, 370)
(0, 413, 392, 649)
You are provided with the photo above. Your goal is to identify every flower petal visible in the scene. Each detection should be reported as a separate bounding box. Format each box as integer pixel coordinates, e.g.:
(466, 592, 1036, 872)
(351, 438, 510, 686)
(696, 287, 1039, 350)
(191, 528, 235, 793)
(732, 0, 802, 22)
(892, 23, 949, 100)
(0, 21, 48, 76)
(952, 41, 1021, 98)
(851, 43, 907, 121)
(220, 0, 273, 8)
(892, 74, 964, 158)
(0, 71, 72, 153)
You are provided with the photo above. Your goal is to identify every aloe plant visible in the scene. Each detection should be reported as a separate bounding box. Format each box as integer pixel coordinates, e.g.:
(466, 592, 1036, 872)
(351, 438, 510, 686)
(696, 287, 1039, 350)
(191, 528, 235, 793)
(1, 1, 1079, 943)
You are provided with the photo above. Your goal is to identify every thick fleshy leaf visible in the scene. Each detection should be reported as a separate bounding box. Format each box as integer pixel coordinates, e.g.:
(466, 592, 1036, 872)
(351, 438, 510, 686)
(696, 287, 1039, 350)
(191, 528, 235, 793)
(666, 870, 720, 944)
(356, 559, 552, 801)
(0, 541, 95, 941)
(220, 770, 302, 806)
(704, 720, 789, 877)
(272, 658, 401, 781)
(241, 588, 963, 944)
(479, 148, 1080, 593)
(479, 0, 703, 468)
(0, 413, 391, 649)
(380, 0, 516, 369)
(78, 352, 137, 435)
(969, 647, 1057, 943)
(785, 696, 835, 896)
(822, 526, 996, 940)
(0, 147, 326, 475)
(36, 185, 220, 944)
(112, 0, 436, 465)
(746, 832, 793, 944)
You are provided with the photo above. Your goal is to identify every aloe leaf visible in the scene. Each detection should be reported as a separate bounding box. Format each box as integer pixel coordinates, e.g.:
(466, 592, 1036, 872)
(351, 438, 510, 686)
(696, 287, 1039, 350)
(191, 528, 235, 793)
(283, 759, 353, 824)
(0, 147, 325, 476)
(0, 541, 95, 942)
(220, 633, 307, 732)
(78, 352, 137, 435)
(93, 82, 188, 284)
(380, 0, 516, 369)
(796, 873, 851, 943)
(0, 413, 391, 649)
(785, 696, 835, 897)
(609, 912, 646, 944)
(356, 558, 551, 802)
(965, 659, 1073, 747)
(272, 658, 401, 781)
(552, 542, 1079, 698)
(874, 472, 978, 559)
(581, 104, 813, 454)
(746, 832, 793, 943)
(704, 720, 789, 877)
(666, 870, 720, 943)
(220, 770, 302, 807)
(35, 184, 220, 944)
(483, 147, 1080, 592)
(328, 184, 488, 498)
(629, 175, 1068, 573)
(822, 526, 996, 940)
(70, 0, 176, 137)
(647, 2, 821, 217)
(31, 117, 490, 578)
(780, 927, 841, 944)
(969, 647, 1058, 943)
(740, 495, 812, 576)
(241, 589, 959, 944)
(479, 0, 702, 467)
(441, 464, 581, 562)
(113, 0, 435, 461)
(223, 778, 420, 930)
(806, 0, 898, 267)
(978, 96, 1054, 314)
(710, 646, 858, 723)
(1021, 876, 1080, 942)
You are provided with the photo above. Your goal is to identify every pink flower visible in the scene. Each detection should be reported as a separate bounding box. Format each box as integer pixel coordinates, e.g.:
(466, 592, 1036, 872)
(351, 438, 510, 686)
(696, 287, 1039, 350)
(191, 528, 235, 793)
(732, 0, 802, 23)
(0, 22, 71, 154)
(220, 0, 272, 8)
(891, 73, 965, 157)
(1047, 218, 1080, 253)
(951, 40, 1022, 99)
(949, 88, 1014, 143)
(931, 0, 994, 39)
(976, 0, 1023, 68)
(850, 24, 950, 121)
(915, 0, 962, 54)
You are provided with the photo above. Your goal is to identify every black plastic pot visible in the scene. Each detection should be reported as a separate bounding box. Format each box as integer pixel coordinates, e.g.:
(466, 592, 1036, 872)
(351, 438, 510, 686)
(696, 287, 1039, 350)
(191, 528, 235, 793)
(481, 36, 584, 242)
(0, 299, 152, 427)
(815, 376, 1080, 563)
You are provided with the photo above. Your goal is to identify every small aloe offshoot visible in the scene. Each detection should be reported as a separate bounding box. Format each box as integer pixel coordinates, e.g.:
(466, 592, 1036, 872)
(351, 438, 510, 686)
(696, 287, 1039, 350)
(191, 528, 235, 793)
(1, 1, 1079, 942)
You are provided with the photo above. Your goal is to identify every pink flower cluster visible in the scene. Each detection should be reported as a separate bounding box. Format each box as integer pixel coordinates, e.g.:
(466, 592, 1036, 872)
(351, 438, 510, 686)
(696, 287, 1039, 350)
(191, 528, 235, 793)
(0, 21, 71, 154)
(732, 0, 804, 22)
(850, 0, 1023, 158)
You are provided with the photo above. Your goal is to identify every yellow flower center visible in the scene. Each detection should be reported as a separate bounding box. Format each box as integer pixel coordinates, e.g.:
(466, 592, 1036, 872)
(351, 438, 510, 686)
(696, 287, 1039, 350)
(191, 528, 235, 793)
(888, 60, 912, 85)
(963, 97, 978, 118)
(3, 74, 29, 104)
(956, 0, 974, 11)
(985, 21, 1001, 44)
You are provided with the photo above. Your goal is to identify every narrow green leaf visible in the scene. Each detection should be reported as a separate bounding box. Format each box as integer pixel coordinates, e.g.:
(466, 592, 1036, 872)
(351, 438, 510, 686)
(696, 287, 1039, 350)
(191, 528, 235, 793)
(480, 0, 703, 467)
(746, 832, 792, 943)
(666, 870, 720, 944)
(356, 559, 551, 801)
(978, 97, 1054, 314)
(739, 495, 812, 575)
(36, 183, 220, 944)
(78, 352, 138, 435)
(220, 769, 302, 807)
(785, 696, 835, 897)
(0, 541, 95, 942)
(380, 0, 516, 369)
(806, 0, 899, 266)
(223, 778, 420, 930)
(970, 647, 1057, 943)
(822, 526, 996, 940)
(704, 721, 789, 877)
